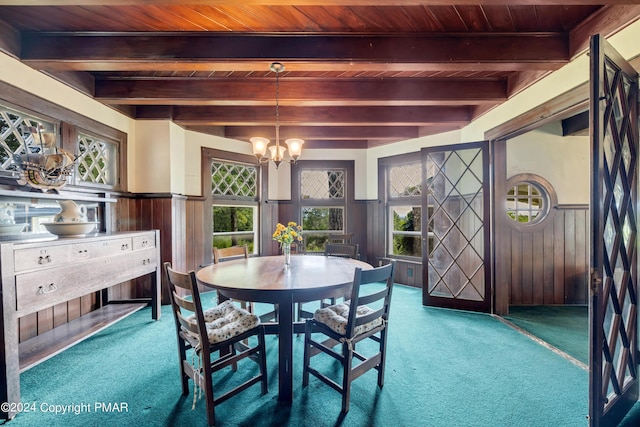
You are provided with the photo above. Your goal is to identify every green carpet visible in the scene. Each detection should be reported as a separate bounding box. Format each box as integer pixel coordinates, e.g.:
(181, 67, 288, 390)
(502, 305, 588, 365)
(2, 285, 596, 426)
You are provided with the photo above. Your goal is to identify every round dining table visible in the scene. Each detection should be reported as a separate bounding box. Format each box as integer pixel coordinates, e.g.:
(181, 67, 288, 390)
(195, 254, 371, 403)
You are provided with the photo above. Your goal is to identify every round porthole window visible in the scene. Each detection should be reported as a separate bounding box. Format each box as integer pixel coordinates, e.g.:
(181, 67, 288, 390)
(505, 174, 556, 229)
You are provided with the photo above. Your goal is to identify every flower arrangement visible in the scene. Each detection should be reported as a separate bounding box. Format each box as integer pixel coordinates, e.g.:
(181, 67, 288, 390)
(272, 221, 303, 246)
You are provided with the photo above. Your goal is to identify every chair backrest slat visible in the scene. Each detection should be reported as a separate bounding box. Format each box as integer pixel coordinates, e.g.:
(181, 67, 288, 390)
(356, 287, 389, 307)
(353, 307, 385, 327)
(329, 233, 354, 244)
(324, 243, 359, 259)
(176, 311, 200, 335)
(213, 245, 249, 263)
(345, 261, 395, 338)
(172, 291, 197, 313)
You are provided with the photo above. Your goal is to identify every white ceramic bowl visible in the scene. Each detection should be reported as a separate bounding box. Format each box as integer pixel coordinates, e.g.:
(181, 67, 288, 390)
(0, 223, 26, 235)
(42, 222, 98, 237)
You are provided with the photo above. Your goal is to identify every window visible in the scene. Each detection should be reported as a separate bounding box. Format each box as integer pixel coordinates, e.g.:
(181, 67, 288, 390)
(391, 205, 422, 257)
(506, 182, 544, 223)
(0, 103, 124, 191)
(505, 174, 556, 230)
(294, 163, 350, 252)
(0, 105, 58, 179)
(382, 155, 433, 259)
(76, 132, 118, 186)
(210, 160, 259, 254)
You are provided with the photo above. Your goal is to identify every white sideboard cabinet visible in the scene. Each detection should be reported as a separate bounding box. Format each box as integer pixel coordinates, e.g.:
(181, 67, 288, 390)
(0, 230, 161, 420)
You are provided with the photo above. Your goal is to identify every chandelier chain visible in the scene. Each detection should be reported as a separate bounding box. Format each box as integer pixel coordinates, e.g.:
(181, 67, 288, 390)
(250, 61, 303, 168)
(275, 66, 280, 145)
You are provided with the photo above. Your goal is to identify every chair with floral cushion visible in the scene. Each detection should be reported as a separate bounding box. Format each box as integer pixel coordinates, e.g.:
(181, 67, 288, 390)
(302, 260, 396, 413)
(164, 262, 268, 427)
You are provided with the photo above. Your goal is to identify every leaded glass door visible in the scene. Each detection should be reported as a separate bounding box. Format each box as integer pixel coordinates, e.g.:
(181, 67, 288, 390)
(589, 35, 639, 427)
(421, 141, 491, 312)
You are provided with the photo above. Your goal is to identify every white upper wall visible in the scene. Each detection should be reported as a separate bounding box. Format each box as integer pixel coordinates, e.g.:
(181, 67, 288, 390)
(134, 121, 171, 193)
(507, 122, 589, 205)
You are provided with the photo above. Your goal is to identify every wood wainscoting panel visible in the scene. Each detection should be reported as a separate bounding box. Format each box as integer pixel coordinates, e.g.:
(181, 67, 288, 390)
(113, 195, 173, 303)
(394, 261, 422, 288)
(185, 197, 205, 272)
(502, 205, 589, 306)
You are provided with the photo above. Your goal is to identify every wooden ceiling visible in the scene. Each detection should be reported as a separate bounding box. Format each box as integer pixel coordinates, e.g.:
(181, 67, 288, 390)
(0, 1, 638, 150)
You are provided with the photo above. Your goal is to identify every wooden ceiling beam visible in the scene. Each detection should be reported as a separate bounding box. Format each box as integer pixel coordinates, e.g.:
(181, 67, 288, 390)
(225, 126, 420, 141)
(94, 78, 507, 106)
(0, 1, 623, 6)
(142, 105, 472, 126)
(569, 5, 640, 58)
(0, 18, 19, 57)
(24, 60, 559, 73)
(20, 32, 569, 73)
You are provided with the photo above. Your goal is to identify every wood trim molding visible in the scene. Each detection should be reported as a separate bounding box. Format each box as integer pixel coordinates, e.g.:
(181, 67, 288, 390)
(484, 82, 588, 141)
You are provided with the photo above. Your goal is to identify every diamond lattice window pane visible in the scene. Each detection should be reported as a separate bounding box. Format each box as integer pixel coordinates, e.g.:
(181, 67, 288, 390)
(0, 106, 56, 172)
(389, 163, 421, 197)
(211, 162, 257, 197)
(77, 134, 117, 185)
(301, 170, 344, 199)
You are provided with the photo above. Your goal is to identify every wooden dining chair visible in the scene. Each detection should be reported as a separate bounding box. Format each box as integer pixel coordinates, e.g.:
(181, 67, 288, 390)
(302, 260, 396, 413)
(329, 233, 354, 245)
(290, 237, 305, 254)
(324, 242, 359, 259)
(213, 245, 278, 323)
(164, 262, 268, 427)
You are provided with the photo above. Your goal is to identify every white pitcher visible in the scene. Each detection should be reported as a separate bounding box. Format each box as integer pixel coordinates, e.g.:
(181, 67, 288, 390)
(0, 204, 15, 225)
(54, 200, 87, 223)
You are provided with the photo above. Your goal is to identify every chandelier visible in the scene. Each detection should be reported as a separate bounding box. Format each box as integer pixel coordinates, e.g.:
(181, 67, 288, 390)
(250, 62, 304, 168)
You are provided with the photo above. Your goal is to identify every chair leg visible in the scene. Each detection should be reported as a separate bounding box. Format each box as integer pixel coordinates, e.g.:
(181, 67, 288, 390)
(378, 329, 388, 388)
(258, 327, 268, 395)
(341, 341, 353, 413)
(177, 339, 189, 395)
(228, 342, 238, 372)
(302, 322, 312, 386)
(200, 350, 216, 427)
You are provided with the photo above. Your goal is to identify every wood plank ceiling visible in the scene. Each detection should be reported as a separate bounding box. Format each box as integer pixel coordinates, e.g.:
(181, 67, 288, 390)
(0, 1, 638, 151)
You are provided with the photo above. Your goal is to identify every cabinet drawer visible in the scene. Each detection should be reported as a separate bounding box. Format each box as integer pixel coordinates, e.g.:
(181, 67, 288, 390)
(74, 237, 133, 259)
(90, 248, 157, 284)
(13, 237, 133, 273)
(13, 245, 72, 272)
(132, 233, 155, 251)
(15, 262, 100, 314)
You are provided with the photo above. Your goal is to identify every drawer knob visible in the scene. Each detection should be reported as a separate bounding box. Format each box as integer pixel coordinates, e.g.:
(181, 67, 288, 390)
(121, 243, 129, 251)
(37, 255, 51, 264)
(141, 240, 149, 247)
(37, 283, 58, 295)
(142, 258, 152, 265)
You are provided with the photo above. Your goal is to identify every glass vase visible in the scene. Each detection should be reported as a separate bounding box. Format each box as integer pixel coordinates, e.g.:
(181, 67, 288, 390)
(283, 243, 291, 267)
